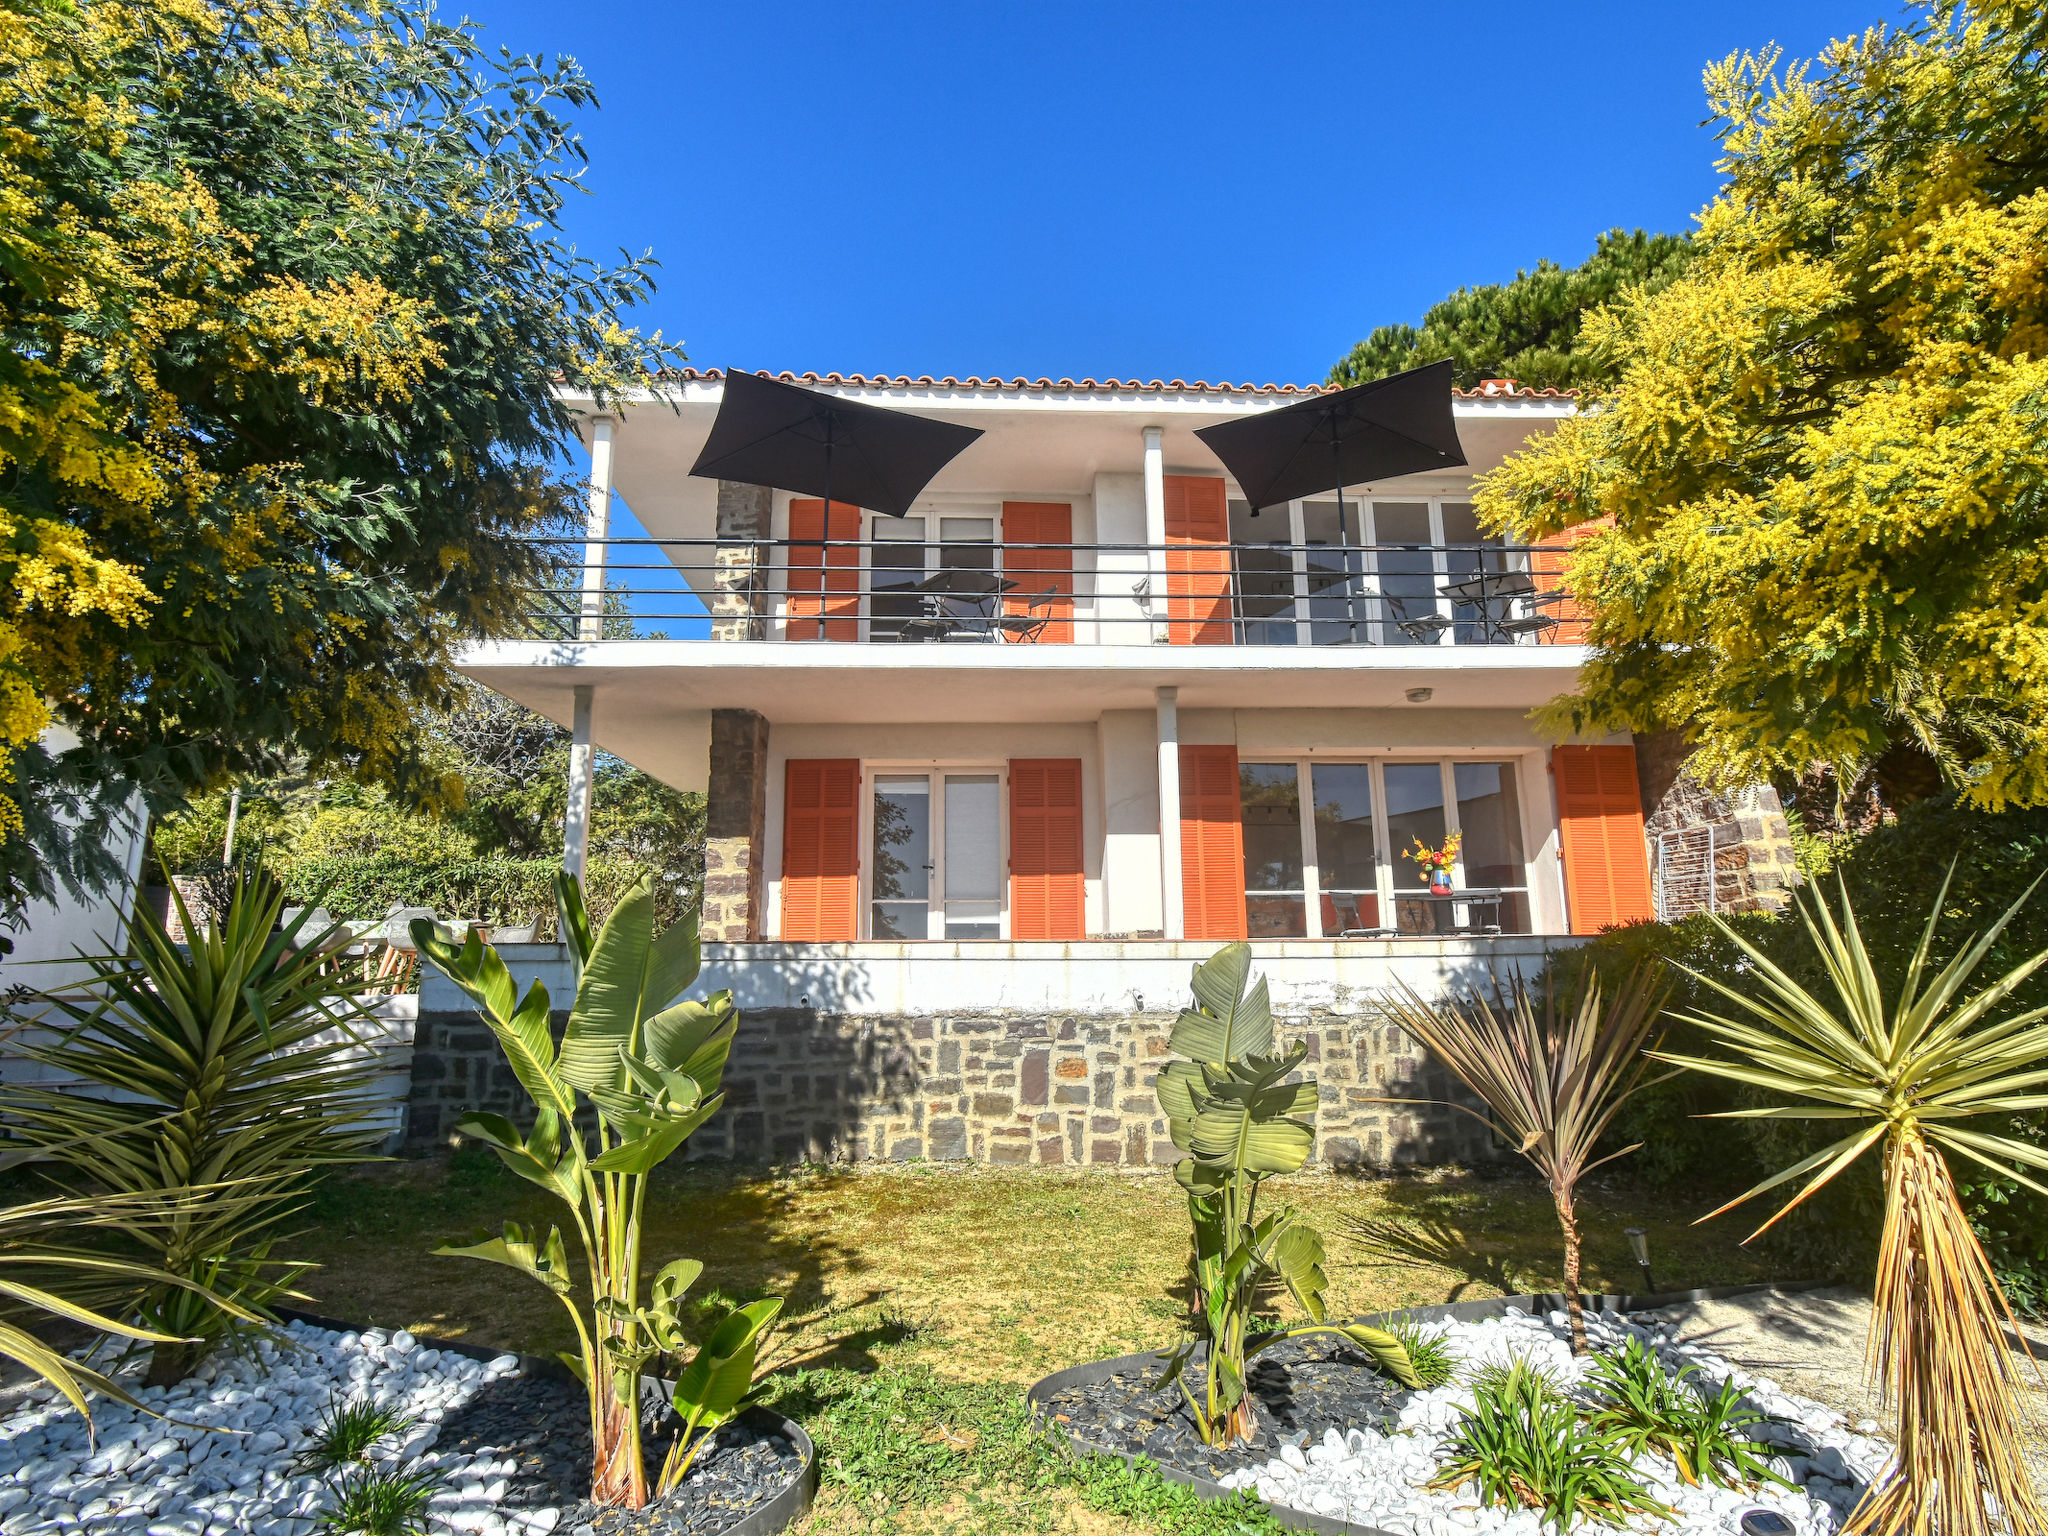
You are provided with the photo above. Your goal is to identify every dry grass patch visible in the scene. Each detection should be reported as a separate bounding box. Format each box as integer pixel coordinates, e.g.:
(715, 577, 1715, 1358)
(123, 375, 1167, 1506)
(295, 1153, 1774, 1380)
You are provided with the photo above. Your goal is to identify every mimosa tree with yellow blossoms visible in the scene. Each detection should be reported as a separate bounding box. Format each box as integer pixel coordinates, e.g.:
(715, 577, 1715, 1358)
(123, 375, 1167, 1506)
(1476, 2, 2048, 813)
(0, 0, 680, 920)
(1474, 6, 2048, 1534)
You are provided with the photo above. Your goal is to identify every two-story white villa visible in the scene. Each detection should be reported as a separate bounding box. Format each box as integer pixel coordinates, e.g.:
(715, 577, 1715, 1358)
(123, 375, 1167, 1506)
(415, 370, 1794, 1166)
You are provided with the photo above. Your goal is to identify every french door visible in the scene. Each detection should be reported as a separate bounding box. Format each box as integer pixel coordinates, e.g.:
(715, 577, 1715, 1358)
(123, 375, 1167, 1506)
(867, 768, 1005, 939)
(1236, 756, 1533, 938)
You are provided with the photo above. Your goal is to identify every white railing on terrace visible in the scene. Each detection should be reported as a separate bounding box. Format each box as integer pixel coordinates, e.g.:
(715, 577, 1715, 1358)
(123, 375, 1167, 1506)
(516, 537, 1592, 648)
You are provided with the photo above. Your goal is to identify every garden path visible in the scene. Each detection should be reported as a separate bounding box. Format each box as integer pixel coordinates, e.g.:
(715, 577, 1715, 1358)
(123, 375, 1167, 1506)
(1662, 1284, 2048, 1502)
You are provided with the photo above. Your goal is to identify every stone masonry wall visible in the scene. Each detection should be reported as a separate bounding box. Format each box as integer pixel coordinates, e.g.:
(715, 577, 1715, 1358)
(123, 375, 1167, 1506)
(1635, 729, 1799, 917)
(405, 1006, 1498, 1169)
(701, 709, 769, 942)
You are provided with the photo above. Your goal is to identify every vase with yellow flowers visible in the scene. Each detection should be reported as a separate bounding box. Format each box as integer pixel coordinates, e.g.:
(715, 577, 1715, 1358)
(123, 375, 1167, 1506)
(1403, 831, 1461, 895)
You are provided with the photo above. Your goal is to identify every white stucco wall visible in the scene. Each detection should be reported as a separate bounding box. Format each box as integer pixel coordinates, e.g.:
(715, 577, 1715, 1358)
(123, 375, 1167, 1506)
(423, 936, 1581, 1020)
(754, 706, 1574, 942)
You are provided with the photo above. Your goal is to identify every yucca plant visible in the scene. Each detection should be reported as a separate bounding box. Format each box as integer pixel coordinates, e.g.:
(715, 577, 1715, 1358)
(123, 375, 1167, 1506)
(1375, 967, 1666, 1353)
(417, 871, 780, 1511)
(1657, 875, 2048, 1536)
(0, 1182, 249, 1420)
(3, 868, 389, 1383)
(1155, 943, 1417, 1447)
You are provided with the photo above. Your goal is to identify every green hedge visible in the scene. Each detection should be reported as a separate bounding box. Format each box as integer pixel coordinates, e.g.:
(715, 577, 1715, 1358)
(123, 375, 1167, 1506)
(1553, 796, 2048, 1304)
(279, 852, 689, 930)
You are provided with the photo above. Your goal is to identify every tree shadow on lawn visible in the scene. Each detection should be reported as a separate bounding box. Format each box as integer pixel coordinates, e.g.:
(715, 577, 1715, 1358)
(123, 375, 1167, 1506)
(297, 1152, 909, 1373)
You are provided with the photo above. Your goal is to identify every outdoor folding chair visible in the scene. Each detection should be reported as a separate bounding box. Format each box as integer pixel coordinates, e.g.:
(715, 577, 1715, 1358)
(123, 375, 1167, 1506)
(992, 586, 1061, 643)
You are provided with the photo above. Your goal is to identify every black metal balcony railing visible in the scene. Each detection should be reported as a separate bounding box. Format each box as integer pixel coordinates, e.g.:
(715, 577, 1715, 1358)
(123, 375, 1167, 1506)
(515, 537, 1592, 648)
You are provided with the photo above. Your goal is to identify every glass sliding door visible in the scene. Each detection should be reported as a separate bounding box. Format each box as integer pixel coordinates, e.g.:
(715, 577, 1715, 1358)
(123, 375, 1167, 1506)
(1239, 761, 1307, 937)
(938, 516, 996, 631)
(869, 518, 926, 641)
(942, 773, 1002, 938)
(867, 767, 1006, 938)
(1229, 498, 1299, 645)
(1370, 502, 1441, 646)
(870, 775, 931, 937)
(1383, 761, 1452, 935)
(1453, 761, 1529, 933)
(1310, 763, 1380, 935)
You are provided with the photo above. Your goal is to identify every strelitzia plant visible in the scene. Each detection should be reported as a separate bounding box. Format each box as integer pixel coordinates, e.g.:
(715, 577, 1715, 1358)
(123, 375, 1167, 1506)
(1656, 874, 2048, 1536)
(1156, 943, 1417, 1446)
(416, 871, 780, 1511)
(1375, 966, 1667, 1354)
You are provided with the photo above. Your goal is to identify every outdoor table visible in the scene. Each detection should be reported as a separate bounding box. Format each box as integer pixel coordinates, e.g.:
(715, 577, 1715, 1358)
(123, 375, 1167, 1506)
(1390, 887, 1506, 936)
(1438, 570, 1535, 605)
(904, 570, 1019, 639)
(1437, 568, 1544, 642)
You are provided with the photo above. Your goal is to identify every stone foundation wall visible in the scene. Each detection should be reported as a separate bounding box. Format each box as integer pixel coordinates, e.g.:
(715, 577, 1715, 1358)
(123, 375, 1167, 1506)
(405, 1005, 1496, 1169)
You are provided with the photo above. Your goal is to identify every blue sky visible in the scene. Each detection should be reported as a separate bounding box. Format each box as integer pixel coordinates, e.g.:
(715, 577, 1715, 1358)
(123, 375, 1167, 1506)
(475, 0, 1891, 388)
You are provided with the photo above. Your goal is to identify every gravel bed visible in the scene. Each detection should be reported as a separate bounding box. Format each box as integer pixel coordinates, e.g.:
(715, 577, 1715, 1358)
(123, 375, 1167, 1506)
(1040, 1333, 1411, 1483)
(1050, 1305, 1896, 1536)
(0, 1322, 801, 1536)
(433, 1371, 805, 1536)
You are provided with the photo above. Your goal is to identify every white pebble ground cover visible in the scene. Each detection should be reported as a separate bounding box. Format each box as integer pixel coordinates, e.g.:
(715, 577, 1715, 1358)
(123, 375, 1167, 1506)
(0, 1320, 558, 1536)
(1215, 1306, 1894, 1536)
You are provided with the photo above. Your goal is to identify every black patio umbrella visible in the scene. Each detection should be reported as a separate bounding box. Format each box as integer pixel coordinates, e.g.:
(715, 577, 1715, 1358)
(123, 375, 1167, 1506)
(1193, 359, 1467, 640)
(689, 369, 985, 521)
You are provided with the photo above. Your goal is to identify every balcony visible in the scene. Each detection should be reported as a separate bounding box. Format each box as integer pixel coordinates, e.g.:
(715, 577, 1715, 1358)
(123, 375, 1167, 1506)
(528, 536, 1591, 649)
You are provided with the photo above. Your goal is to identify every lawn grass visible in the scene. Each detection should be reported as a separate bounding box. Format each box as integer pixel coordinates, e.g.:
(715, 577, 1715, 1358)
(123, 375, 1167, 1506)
(286, 1152, 1776, 1535)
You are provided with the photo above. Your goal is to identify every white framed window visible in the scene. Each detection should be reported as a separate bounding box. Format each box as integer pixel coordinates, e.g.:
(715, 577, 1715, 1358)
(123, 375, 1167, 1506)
(1233, 756, 1534, 938)
(861, 511, 998, 641)
(863, 764, 1007, 939)
(1218, 496, 1518, 646)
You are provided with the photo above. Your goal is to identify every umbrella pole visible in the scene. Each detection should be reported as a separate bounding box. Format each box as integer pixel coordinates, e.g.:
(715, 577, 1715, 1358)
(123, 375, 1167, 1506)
(1333, 421, 1360, 644)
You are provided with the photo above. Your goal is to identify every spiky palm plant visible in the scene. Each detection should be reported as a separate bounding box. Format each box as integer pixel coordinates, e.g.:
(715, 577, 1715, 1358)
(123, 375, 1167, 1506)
(1658, 875, 2048, 1536)
(1375, 967, 1666, 1353)
(3, 868, 389, 1382)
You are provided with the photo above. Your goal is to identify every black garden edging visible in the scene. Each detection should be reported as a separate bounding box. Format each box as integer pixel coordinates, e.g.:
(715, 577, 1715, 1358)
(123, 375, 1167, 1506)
(1026, 1283, 1826, 1536)
(276, 1307, 818, 1536)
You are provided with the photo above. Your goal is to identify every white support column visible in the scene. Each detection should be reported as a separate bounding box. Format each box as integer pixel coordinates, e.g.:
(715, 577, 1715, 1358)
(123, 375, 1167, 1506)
(1142, 426, 1167, 644)
(564, 684, 595, 882)
(565, 416, 614, 882)
(1156, 685, 1184, 940)
(578, 416, 616, 643)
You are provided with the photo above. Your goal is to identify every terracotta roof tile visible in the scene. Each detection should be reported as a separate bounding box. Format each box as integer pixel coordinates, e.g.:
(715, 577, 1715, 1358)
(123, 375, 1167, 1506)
(656, 367, 1577, 400)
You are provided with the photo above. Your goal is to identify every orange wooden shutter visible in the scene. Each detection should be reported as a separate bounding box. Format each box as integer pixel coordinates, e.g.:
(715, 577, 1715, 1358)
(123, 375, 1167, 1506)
(787, 499, 861, 642)
(1532, 515, 1610, 645)
(781, 759, 860, 939)
(1553, 744, 1653, 933)
(1009, 759, 1084, 940)
(1164, 475, 1232, 646)
(1179, 744, 1247, 940)
(1000, 502, 1074, 644)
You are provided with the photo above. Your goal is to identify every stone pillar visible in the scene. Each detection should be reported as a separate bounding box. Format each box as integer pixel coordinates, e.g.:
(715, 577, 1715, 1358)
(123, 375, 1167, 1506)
(701, 709, 770, 940)
(712, 481, 771, 641)
(1635, 729, 1799, 917)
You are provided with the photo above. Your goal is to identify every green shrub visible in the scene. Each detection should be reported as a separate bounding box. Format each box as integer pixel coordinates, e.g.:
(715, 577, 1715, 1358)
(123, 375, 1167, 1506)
(1554, 795, 2048, 1298)
(278, 851, 682, 929)
(1429, 1359, 1669, 1529)
(1586, 1337, 1785, 1490)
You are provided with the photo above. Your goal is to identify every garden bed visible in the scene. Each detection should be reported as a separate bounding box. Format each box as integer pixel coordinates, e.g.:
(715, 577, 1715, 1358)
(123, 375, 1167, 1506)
(0, 1317, 814, 1536)
(1030, 1285, 1891, 1536)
